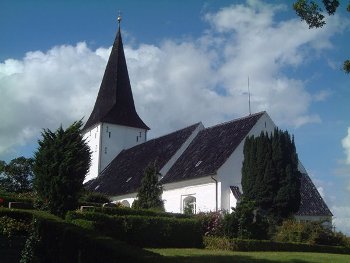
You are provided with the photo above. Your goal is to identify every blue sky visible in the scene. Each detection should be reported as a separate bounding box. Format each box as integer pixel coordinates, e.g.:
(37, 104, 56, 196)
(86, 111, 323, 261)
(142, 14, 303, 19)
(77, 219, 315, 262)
(1, 0, 350, 233)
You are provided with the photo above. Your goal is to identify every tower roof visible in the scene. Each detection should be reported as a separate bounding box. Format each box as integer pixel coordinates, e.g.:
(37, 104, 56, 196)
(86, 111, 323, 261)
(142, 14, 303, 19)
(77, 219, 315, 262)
(83, 23, 149, 131)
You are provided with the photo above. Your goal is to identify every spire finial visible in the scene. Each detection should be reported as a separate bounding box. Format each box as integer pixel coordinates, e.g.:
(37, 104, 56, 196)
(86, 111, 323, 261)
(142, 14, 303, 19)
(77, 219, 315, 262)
(117, 11, 122, 28)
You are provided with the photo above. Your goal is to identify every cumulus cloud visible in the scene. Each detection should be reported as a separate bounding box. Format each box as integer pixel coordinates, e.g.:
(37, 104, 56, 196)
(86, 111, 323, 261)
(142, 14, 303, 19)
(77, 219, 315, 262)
(0, 1, 345, 159)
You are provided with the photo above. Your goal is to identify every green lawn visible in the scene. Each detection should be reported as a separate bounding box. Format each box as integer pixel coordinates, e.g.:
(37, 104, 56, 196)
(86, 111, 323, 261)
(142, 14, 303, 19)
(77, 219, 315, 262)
(147, 248, 350, 263)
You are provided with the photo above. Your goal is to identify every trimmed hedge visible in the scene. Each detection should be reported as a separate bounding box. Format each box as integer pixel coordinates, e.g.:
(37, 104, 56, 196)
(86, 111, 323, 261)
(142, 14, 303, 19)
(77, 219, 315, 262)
(87, 206, 191, 219)
(67, 211, 203, 248)
(0, 194, 33, 209)
(1, 208, 160, 262)
(204, 236, 350, 254)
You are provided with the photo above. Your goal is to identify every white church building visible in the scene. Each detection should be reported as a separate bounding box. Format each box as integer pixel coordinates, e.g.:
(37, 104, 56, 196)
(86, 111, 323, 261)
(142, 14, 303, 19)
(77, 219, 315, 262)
(84, 20, 332, 223)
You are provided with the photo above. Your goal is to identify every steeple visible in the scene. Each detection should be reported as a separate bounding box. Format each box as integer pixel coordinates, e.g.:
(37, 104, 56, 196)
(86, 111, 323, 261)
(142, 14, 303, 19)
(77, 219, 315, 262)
(84, 18, 149, 131)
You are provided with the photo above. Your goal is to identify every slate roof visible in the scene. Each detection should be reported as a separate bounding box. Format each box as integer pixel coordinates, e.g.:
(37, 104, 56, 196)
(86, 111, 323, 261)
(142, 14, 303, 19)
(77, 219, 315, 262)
(85, 123, 201, 195)
(230, 186, 242, 200)
(161, 112, 265, 184)
(295, 173, 333, 217)
(83, 26, 149, 131)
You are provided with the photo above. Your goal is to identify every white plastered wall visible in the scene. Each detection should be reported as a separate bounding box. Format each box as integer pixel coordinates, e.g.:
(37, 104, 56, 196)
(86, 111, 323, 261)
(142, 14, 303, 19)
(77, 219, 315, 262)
(83, 122, 147, 183)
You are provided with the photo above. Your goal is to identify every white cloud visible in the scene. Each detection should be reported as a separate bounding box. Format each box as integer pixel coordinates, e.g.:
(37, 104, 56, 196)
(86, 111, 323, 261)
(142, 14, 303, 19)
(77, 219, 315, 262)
(342, 128, 350, 165)
(0, 1, 345, 160)
(332, 206, 350, 234)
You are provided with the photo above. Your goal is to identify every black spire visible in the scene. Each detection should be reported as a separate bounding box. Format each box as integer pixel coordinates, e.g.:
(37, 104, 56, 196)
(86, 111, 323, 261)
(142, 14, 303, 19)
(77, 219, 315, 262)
(83, 23, 149, 131)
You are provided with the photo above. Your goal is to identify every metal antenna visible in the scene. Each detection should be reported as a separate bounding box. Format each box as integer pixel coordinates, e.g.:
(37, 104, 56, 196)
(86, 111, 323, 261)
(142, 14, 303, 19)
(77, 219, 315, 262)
(248, 76, 251, 115)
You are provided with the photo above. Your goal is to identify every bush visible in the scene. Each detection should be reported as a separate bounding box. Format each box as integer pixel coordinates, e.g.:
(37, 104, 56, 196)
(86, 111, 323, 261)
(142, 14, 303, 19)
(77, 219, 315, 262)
(195, 211, 224, 236)
(0, 208, 158, 263)
(79, 191, 110, 204)
(204, 236, 350, 254)
(0, 192, 34, 209)
(75, 206, 191, 219)
(274, 219, 348, 247)
(66, 211, 203, 248)
(0, 216, 30, 237)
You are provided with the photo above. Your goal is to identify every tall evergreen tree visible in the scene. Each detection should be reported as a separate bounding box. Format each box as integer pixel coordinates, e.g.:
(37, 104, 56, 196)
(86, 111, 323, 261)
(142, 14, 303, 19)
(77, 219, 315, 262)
(132, 162, 164, 211)
(33, 120, 91, 217)
(241, 129, 301, 222)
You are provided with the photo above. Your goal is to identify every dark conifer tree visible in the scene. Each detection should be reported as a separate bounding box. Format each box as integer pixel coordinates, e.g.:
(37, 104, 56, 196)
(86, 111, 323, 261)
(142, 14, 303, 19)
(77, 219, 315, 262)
(132, 162, 164, 211)
(33, 120, 91, 217)
(241, 129, 301, 222)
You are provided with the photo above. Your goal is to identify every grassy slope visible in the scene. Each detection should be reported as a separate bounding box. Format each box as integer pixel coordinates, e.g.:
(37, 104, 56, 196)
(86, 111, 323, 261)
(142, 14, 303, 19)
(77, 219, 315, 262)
(147, 248, 350, 263)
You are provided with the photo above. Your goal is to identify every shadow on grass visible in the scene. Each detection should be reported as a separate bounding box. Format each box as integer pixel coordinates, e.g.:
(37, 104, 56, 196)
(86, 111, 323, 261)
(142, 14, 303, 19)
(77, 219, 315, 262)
(143, 252, 315, 263)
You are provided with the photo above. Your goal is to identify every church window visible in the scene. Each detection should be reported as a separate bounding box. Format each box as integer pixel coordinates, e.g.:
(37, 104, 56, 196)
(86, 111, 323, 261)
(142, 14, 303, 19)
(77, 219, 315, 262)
(183, 196, 196, 214)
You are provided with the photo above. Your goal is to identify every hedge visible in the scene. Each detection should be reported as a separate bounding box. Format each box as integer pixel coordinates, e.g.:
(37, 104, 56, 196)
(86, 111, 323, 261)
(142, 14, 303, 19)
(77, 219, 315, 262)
(67, 211, 203, 248)
(0, 194, 33, 209)
(87, 206, 191, 219)
(204, 236, 350, 254)
(1, 208, 160, 262)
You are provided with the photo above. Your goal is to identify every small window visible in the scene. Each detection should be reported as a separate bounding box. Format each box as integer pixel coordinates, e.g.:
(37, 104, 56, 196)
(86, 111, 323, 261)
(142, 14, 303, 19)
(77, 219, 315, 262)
(109, 132, 111, 138)
(104, 147, 107, 154)
(126, 177, 132, 183)
(136, 136, 139, 142)
(183, 196, 196, 214)
(195, 161, 202, 167)
(106, 126, 109, 132)
(139, 132, 142, 137)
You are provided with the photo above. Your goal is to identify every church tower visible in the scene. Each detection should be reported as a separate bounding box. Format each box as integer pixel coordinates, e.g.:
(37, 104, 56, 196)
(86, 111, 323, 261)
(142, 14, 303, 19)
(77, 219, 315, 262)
(83, 16, 149, 182)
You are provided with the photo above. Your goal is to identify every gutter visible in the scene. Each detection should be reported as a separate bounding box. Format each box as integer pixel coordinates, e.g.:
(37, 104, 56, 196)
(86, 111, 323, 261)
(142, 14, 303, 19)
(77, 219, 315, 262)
(211, 175, 218, 212)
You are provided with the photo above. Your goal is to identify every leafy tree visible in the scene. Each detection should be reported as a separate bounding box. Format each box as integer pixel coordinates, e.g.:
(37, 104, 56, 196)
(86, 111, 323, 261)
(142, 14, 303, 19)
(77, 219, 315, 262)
(293, 0, 350, 73)
(132, 162, 164, 211)
(0, 157, 34, 193)
(242, 129, 301, 223)
(33, 120, 91, 217)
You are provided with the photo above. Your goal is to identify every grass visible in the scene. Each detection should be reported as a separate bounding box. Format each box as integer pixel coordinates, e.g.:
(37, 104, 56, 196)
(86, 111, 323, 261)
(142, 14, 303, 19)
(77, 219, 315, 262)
(147, 248, 350, 263)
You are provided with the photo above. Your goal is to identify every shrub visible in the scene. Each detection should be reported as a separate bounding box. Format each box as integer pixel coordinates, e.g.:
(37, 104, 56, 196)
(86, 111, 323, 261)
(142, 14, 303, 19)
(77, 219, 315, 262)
(66, 211, 203, 248)
(0, 216, 30, 237)
(73, 206, 191, 219)
(195, 211, 224, 236)
(0, 208, 159, 263)
(79, 191, 110, 204)
(275, 219, 348, 247)
(204, 236, 350, 254)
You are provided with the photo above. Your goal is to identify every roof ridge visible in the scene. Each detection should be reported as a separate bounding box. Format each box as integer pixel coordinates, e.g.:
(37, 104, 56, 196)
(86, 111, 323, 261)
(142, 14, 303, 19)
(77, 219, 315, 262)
(145, 122, 202, 143)
(205, 111, 265, 131)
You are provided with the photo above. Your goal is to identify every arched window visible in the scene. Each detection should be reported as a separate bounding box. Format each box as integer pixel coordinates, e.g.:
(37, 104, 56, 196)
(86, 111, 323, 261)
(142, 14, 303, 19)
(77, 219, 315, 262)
(121, 200, 130, 208)
(183, 196, 196, 214)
